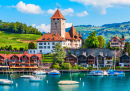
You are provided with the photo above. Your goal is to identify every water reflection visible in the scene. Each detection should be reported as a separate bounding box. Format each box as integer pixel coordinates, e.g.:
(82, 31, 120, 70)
(58, 85, 79, 91)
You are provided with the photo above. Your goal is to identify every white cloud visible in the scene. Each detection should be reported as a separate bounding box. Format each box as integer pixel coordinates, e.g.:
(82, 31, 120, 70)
(31, 24, 36, 27)
(70, 0, 130, 14)
(65, 23, 73, 28)
(36, 24, 50, 33)
(35, 23, 72, 33)
(47, 8, 74, 16)
(13, 1, 43, 14)
(76, 11, 88, 17)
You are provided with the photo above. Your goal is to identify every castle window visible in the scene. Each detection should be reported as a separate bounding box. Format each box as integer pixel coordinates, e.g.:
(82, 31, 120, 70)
(40, 50, 42, 52)
(55, 23, 57, 25)
(43, 38, 45, 40)
(44, 46, 46, 49)
(52, 38, 55, 40)
(44, 42, 46, 45)
(53, 19, 55, 20)
(47, 46, 50, 49)
(52, 42, 55, 45)
(48, 42, 50, 45)
(57, 19, 59, 20)
(39, 43, 42, 45)
(47, 38, 50, 40)
(39, 46, 43, 49)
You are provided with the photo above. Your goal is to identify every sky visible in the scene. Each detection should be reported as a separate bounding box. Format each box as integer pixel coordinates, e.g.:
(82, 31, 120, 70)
(1, 0, 130, 33)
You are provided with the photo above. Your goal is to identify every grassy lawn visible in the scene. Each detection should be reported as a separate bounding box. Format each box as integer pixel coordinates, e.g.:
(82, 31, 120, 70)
(0, 51, 22, 55)
(42, 54, 53, 63)
(0, 31, 41, 49)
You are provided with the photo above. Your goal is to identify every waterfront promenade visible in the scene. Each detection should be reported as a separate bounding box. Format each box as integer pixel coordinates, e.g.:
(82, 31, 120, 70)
(0, 69, 130, 74)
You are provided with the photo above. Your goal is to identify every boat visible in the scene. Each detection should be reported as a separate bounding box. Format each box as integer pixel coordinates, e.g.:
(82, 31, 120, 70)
(0, 79, 13, 85)
(58, 81, 79, 85)
(0, 54, 14, 85)
(20, 75, 34, 78)
(107, 51, 125, 76)
(58, 62, 79, 85)
(87, 70, 104, 76)
(107, 70, 125, 76)
(29, 77, 42, 82)
(33, 71, 46, 75)
(48, 70, 60, 75)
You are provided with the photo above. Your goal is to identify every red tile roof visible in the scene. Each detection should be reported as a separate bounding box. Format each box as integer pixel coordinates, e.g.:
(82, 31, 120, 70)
(36, 33, 66, 42)
(113, 36, 120, 40)
(51, 9, 65, 20)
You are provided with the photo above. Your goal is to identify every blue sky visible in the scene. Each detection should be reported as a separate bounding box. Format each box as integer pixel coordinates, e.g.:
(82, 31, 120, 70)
(1, 0, 130, 32)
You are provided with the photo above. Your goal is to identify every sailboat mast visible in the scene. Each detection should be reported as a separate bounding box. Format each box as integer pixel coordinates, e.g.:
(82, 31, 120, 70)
(97, 56, 98, 70)
(114, 50, 116, 70)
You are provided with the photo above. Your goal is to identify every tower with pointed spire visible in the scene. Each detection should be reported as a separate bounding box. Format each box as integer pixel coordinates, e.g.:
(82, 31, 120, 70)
(50, 9, 65, 38)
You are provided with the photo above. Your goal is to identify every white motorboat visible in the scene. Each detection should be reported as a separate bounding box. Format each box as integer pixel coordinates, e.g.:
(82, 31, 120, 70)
(29, 77, 42, 82)
(20, 75, 34, 78)
(48, 70, 60, 75)
(58, 81, 79, 85)
(33, 71, 46, 75)
(0, 79, 13, 85)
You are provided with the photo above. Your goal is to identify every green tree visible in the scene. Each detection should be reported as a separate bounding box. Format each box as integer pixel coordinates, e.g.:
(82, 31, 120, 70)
(14, 48, 17, 51)
(97, 35, 105, 48)
(53, 43, 66, 65)
(8, 45, 12, 51)
(63, 63, 72, 69)
(28, 42, 35, 49)
(5, 45, 8, 50)
(124, 41, 129, 52)
(106, 42, 110, 48)
(85, 31, 99, 48)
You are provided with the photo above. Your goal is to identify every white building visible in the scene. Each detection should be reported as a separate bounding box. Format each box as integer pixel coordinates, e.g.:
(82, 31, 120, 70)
(28, 9, 82, 54)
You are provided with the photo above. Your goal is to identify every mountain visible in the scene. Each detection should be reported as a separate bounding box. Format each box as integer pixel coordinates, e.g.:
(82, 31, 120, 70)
(66, 21, 130, 43)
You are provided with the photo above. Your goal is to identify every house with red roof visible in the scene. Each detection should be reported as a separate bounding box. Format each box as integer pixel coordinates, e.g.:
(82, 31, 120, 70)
(110, 35, 125, 50)
(0, 51, 42, 70)
(28, 9, 82, 54)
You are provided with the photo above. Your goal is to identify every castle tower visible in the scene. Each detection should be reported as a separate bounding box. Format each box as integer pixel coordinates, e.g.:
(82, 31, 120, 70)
(50, 9, 65, 38)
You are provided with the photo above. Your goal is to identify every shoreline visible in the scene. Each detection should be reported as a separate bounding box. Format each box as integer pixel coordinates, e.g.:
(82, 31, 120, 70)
(0, 69, 130, 74)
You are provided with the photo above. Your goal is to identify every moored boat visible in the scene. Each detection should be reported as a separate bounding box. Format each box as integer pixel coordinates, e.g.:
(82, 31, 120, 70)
(48, 70, 60, 75)
(0, 79, 13, 85)
(58, 81, 79, 85)
(33, 71, 46, 75)
(20, 75, 34, 78)
(29, 77, 42, 82)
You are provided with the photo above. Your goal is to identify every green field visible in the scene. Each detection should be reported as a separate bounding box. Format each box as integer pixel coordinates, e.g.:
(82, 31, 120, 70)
(0, 51, 22, 55)
(0, 31, 42, 49)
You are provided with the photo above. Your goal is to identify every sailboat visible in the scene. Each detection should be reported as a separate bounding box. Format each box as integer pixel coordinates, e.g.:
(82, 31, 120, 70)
(107, 50, 125, 76)
(0, 54, 13, 85)
(87, 56, 108, 76)
(58, 62, 79, 85)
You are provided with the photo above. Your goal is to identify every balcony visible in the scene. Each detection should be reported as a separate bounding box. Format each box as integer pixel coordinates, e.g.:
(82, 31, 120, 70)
(88, 62, 94, 64)
(0, 60, 4, 63)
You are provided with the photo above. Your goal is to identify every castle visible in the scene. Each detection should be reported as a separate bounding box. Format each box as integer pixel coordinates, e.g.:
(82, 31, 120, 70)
(28, 9, 82, 54)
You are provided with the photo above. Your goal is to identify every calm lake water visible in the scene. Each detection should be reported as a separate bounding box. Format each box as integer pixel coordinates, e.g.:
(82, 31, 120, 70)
(0, 72, 130, 91)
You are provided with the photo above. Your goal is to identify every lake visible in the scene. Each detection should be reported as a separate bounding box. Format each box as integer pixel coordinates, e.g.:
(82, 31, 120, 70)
(0, 72, 130, 91)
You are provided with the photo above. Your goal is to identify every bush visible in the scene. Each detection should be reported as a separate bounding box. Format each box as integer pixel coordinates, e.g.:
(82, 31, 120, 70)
(101, 67, 109, 70)
(19, 47, 24, 51)
(115, 66, 120, 69)
(81, 67, 86, 70)
(121, 67, 130, 69)
(87, 66, 93, 70)
(14, 48, 17, 51)
(63, 63, 72, 69)
(50, 63, 60, 69)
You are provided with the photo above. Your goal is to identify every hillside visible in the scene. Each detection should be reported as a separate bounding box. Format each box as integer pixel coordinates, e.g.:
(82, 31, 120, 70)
(0, 31, 41, 49)
(66, 21, 130, 43)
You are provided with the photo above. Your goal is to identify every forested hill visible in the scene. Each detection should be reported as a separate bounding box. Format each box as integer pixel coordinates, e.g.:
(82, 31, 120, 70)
(66, 21, 130, 43)
(0, 20, 42, 35)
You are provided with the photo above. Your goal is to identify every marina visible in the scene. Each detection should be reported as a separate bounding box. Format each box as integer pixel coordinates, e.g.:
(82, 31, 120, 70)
(0, 72, 130, 91)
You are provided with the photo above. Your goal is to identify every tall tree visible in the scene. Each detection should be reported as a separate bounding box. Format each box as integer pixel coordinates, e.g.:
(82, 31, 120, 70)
(124, 41, 129, 52)
(28, 42, 35, 49)
(85, 31, 99, 48)
(53, 43, 66, 65)
(97, 35, 106, 48)
(106, 42, 110, 48)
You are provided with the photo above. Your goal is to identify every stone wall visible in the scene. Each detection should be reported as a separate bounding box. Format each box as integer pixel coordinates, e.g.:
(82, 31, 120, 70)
(65, 48, 121, 57)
